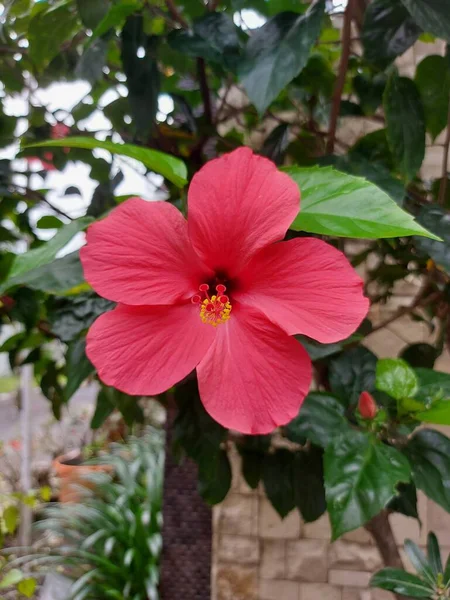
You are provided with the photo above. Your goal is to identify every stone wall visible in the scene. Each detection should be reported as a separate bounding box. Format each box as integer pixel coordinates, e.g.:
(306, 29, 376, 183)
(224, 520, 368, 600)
(212, 38, 450, 600)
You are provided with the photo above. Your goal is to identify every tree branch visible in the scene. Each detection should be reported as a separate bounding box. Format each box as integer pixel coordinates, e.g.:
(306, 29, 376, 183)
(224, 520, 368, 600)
(165, 0, 188, 28)
(365, 510, 408, 600)
(197, 58, 213, 126)
(438, 99, 450, 206)
(326, 0, 355, 155)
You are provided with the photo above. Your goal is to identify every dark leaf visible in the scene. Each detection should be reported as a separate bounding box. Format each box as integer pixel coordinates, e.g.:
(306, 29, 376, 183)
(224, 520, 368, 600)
(10, 288, 40, 331)
(427, 532, 443, 576)
(400, 0, 450, 42)
(121, 16, 160, 137)
(76, 38, 108, 84)
(388, 482, 419, 519)
(404, 539, 435, 584)
(237, 435, 271, 490)
(285, 392, 351, 448)
(370, 568, 434, 597)
(384, 71, 426, 182)
(41, 362, 65, 420)
(400, 343, 438, 369)
(239, 0, 325, 114)
(263, 449, 296, 518)
(404, 429, 450, 512)
(362, 0, 421, 66)
(293, 446, 326, 523)
(325, 432, 411, 539)
(91, 0, 141, 40)
(415, 55, 450, 140)
(76, 0, 109, 30)
(353, 73, 387, 115)
(261, 123, 290, 165)
(64, 337, 95, 402)
(91, 387, 115, 429)
(329, 347, 378, 407)
(415, 205, 450, 274)
(198, 449, 232, 505)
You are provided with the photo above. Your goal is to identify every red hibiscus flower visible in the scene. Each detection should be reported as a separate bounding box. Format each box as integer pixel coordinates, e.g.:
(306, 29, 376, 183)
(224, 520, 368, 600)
(81, 148, 369, 434)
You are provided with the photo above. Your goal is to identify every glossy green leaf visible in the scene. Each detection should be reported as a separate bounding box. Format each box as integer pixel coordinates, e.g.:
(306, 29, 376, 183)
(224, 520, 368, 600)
(48, 292, 113, 342)
(427, 532, 443, 576)
(263, 449, 296, 518)
(415, 56, 450, 140)
(26, 137, 187, 187)
(329, 347, 378, 406)
(90, 0, 142, 40)
(370, 568, 434, 597)
(415, 205, 450, 273)
(76, 0, 109, 29)
(121, 16, 160, 136)
(0, 569, 24, 590)
(376, 358, 418, 400)
(168, 12, 241, 71)
(28, 3, 79, 69)
(415, 400, 450, 425)
(362, 0, 421, 66)
(325, 432, 411, 539)
(293, 447, 326, 523)
(65, 337, 95, 401)
(400, 0, 450, 42)
(285, 392, 351, 448)
(404, 539, 435, 585)
(0, 218, 92, 294)
(285, 166, 437, 239)
(404, 429, 450, 512)
(384, 71, 426, 182)
(240, 0, 325, 114)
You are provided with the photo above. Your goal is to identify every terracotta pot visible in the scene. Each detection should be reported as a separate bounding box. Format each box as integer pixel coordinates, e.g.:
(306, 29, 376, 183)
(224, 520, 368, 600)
(53, 450, 113, 503)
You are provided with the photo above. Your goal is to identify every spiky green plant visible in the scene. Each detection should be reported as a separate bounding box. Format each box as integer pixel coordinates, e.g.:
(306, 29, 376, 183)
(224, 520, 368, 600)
(6, 429, 164, 600)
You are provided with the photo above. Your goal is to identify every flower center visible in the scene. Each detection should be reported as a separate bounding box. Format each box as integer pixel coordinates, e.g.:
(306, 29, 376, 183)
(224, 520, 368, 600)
(192, 283, 232, 327)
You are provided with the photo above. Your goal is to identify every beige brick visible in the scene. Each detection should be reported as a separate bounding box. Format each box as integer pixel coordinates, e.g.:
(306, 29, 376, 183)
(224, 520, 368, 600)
(218, 535, 260, 565)
(286, 539, 328, 582)
(342, 588, 369, 600)
(260, 498, 301, 539)
(216, 565, 257, 600)
(220, 493, 258, 536)
(300, 583, 342, 600)
(329, 541, 382, 572)
(261, 540, 286, 579)
(260, 580, 299, 600)
(342, 528, 373, 545)
(303, 514, 332, 540)
(363, 329, 406, 359)
(435, 349, 450, 373)
(371, 590, 395, 600)
(428, 501, 450, 544)
(390, 512, 423, 546)
(329, 570, 372, 587)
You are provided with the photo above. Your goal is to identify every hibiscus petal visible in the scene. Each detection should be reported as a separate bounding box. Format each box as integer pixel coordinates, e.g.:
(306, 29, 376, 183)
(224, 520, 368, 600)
(197, 304, 311, 434)
(235, 238, 369, 343)
(81, 198, 211, 305)
(188, 147, 300, 277)
(86, 303, 216, 395)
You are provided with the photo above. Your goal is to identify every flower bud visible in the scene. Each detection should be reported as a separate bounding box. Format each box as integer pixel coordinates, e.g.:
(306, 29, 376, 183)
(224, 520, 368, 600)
(358, 391, 377, 420)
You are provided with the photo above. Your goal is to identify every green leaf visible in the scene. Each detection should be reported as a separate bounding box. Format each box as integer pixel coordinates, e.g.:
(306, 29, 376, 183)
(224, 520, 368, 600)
(262, 449, 295, 518)
(362, 0, 421, 66)
(90, 0, 142, 40)
(3, 505, 19, 534)
(261, 123, 290, 165)
(388, 482, 419, 519)
(415, 56, 450, 140)
(76, 38, 108, 84)
(415, 369, 450, 404)
(400, 343, 438, 369)
(91, 387, 115, 429)
(65, 337, 95, 401)
(404, 539, 435, 584)
(25, 137, 187, 187)
(36, 215, 64, 229)
(329, 347, 378, 407)
(376, 358, 418, 401)
(0, 569, 24, 590)
(400, 0, 450, 42)
(293, 447, 326, 523)
(168, 12, 241, 71)
(76, 0, 108, 29)
(198, 449, 232, 505)
(28, 3, 79, 70)
(237, 435, 271, 490)
(370, 568, 434, 597)
(0, 217, 92, 293)
(284, 166, 437, 239)
(384, 71, 426, 183)
(427, 532, 443, 576)
(415, 205, 450, 273)
(121, 16, 160, 137)
(239, 0, 325, 114)
(324, 432, 411, 539)
(415, 400, 450, 426)
(17, 578, 37, 598)
(404, 429, 450, 512)
(2, 251, 86, 295)
(48, 292, 113, 342)
(285, 392, 351, 448)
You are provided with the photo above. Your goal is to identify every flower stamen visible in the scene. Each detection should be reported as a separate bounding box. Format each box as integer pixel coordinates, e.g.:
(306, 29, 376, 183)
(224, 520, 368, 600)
(193, 284, 232, 327)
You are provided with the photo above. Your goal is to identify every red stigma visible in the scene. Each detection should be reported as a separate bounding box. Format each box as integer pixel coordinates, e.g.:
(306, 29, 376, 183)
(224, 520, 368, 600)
(216, 284, 226, 294)
(192, 294, 201, 304)
(199, 283, 209, 292)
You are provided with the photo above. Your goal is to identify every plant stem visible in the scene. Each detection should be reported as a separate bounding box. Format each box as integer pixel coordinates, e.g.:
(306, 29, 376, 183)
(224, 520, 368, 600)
(438, 98, 450, 206)
(365, 510, 408, 600)
(326, 0, 355, 155)
(197, 58, 213, 125)
(165, 0, 188, 28)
